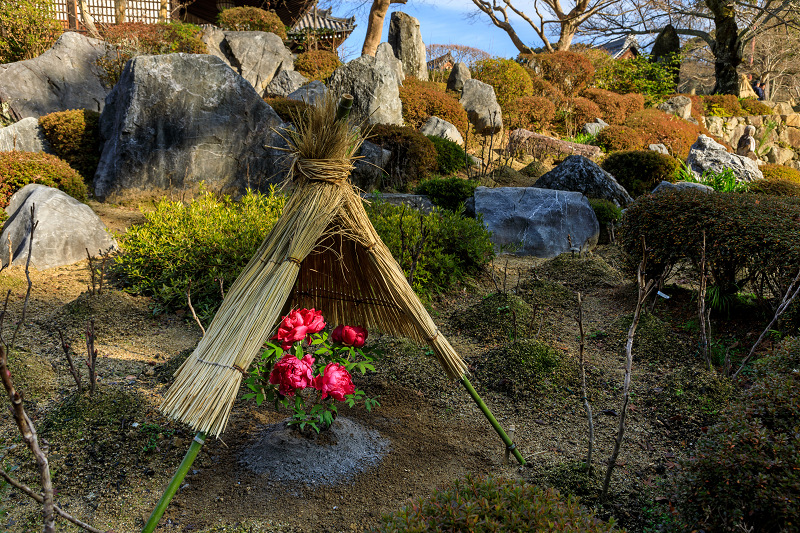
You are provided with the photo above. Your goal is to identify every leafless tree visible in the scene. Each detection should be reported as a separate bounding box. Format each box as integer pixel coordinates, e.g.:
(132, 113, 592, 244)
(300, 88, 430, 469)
(426, 43, 492, 66)
(746, 27, 800, 100)
(469, 0, 617, 52)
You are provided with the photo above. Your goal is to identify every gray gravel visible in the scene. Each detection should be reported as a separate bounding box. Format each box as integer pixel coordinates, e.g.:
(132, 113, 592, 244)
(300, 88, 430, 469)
(239, 417, 390, 486)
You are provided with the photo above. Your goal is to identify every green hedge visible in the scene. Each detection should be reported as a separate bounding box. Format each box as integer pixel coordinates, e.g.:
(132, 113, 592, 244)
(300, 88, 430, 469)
(414, 176, 477, 212)
(601, 150, 678, 197)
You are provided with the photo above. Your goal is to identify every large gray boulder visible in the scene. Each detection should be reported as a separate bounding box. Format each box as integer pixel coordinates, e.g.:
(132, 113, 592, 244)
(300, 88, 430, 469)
(0, 32, 110, 119)
(447, 62, 471, 94)
(582, 118, 609, 136)
(687, 134, 763, 182)
(657, 95, 692, 120)
(510, 129, 602, 160)
(0, 118, 52, 153)
(94, 54, 284, 202)
(460, 79, 502, 135)
(536, 155, 633, 207)
(1, 184, 118, 269)
(375, 42, 404, 85)
(224, 32, 294, 96)
(350, 140, 390, 191)
(420, 116, 464, 145)
(473, 186, 599, 257)
(388, 11, 428, 81)
(265, 70, 309, 97)
(328, 55, 403, 125)
(287, 81, 328, 105)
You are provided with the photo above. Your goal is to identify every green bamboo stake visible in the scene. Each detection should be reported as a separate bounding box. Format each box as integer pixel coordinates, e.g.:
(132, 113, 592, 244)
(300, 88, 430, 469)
(142, 432, 206, 533)
(335, 94, 354, 122)
(461, 376, 526, 465)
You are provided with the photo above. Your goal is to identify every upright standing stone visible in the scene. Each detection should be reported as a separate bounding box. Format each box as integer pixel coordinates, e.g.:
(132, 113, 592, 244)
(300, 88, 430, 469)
(328, 55, 403, 125)
(447, 62, 471, 94)
(375, 42, 404, 85)
(460, 79, 502, 135)
(388, 12, 428, 81)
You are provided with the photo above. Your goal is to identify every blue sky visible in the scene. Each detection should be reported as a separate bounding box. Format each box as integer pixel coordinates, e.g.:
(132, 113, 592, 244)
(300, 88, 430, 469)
(330, 0, 544, 61)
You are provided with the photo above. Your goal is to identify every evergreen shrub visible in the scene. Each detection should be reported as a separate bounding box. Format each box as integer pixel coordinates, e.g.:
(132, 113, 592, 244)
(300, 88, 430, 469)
(38, 109, 101, 181)
(739, 98, 773, 116)
(593, 54, 680, 105)
(217, 6, 286, 37)
(0, 0, 61, 63)
(368, 125, 438, 190)
(601, 150, 678, 196)
(0, 151, 87, 210)
(414, 176, 476, 212)
(588, 198, 622, 226)
(748, 178, 800, 197)
(425, 135, 468, 174)
(294, 50, 341, 81)
(759, 163, 800, 183)
(398, 77, 468, 136)
(700, 94, 743, 117)
(374, 475, 620, 532)
(472, 58, 533, 109)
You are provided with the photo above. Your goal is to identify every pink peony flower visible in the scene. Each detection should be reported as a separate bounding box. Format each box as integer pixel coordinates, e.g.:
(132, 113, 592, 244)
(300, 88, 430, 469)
(331, 325, 368, 348)
(312, 363, 355, 401)
(269, 354, 315, 396)
(271, 308, 326, 350)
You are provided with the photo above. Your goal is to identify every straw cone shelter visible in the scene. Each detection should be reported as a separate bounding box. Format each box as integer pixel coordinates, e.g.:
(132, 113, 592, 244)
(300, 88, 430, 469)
(160, 97, 468, 436)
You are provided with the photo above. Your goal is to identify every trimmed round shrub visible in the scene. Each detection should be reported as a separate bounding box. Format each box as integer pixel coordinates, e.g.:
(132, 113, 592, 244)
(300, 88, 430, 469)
(217, 7, 286, 38)
(263, 97, 309, 124)
(525, 69, 563, 99)
(398, 77, 468, 136)
(368, 125, 438, 190)
(621, 190, 800, 299)
(472, 58, 533, 110)
(595, 125, 644, 152)
(504, 95, 555, 131)
(759, 163, 800, 183)
(38, 109, 101, 181)
(0, 151, 87, 209)
(414, 176, 477, 212)
(520, 159, 548, 178)
(374, 475, 620, 532)
(700, 94, 743, 117)
(554, 97, 601, 134)
(601, 150, 678, 197)
(625, 108, 704, 159)
(588, 198, 622, 226)
(294, 50, 341, 81)
(673, 337, 800, 532)
(748, 178, 800, 197)
(524, 51, 595, 96)
(426, 135, 468, 174)
(581, 88, 642, 125)
(740, 97, 774, 116)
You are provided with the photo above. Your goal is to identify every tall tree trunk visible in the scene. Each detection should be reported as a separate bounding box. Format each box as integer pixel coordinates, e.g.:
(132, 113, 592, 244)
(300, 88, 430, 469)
(159, 0, 170, 22)
(707, 0, 742, 95)
(77, 0, 100, 39)
(362, 0, 408, 56)
(554, 21, 577, 51)
(115, 0, 127, 23)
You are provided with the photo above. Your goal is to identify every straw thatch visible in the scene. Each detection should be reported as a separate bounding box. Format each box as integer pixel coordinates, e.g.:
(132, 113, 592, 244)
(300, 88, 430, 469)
(160, 95, 468, 436)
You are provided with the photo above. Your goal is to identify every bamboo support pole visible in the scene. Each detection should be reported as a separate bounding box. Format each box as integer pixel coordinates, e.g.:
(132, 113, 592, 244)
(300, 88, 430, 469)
(461, 376, 525, 465)
(142, 432, 206, 533)
(335, 94, 354, 122)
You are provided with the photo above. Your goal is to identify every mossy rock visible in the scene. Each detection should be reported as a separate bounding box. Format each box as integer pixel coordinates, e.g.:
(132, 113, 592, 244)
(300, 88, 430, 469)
(533, 253, 623, 292)
(476, 339, 562, 397)
(519, 278, 577, 312)
(520, 159, 549, 179)
(609, 313, 690, 361)
(452, 292, 533, 342)
(41, 386, 148, 440)
(490, 165, 538, 187)
(7, 348, 56, 401)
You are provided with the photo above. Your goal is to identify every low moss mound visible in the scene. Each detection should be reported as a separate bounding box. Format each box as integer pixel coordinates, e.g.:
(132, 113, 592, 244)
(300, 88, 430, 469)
(41, 386, 148, 440)
(533, 461, 603, 500)
(609, 313, 690, 361)
(645, 367, 733, 423)
(476, 339, 562, 397)
(452, 292, 533, 342)
(519, 278, 577, 312)
(534, 253, 623, 292)
(490, 165, 538, 187)
(7, 348, 56, 401)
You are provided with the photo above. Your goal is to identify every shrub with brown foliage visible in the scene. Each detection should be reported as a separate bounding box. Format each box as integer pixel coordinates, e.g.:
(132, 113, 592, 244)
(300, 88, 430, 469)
(582, 88, 644, 125)
(760, 163, 800, 183)
(472, 58, 533, 110)
(523, 51, 594, 96)
(368, 125, 438, 190)
(504, 96, 555, 131)
(398, 78, 468, 136)
(0, 0, 62, 63)
(217, 7, 286, 38)
(294, 50, 341, 81)
(263, 97, 310, 124)
(525, 69, 563, 99)
(625, 108, 704, 159)
(748, 178, 800, 197)
(595, 125, 644, 152)
(553, 97, 601, 135)
(701, 94, 743, 117)
(39, 109, 101, 181)
(0, 151, 87, 209)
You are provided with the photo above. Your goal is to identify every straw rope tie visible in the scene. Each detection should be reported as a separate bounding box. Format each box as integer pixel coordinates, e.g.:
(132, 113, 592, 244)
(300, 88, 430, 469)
(286, 256, 302, 267)
(426, 329, 440, 343)
(195, 357, 248, 376)
(295, 159, 353, 185)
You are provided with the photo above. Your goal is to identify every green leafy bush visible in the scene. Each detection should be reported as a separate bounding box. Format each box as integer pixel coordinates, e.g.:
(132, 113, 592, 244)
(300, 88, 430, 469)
(426, 135, 468, 174)
(621, 190, 800, 300)
(739, 97, 773, 116)
(414, 176, 477, 212)
(625, 108, 704, 159)
(700, 94, 743, 117)
(217, 6, 286, 38)
(398, 77, 468, 136)
(595, 125, 643, 152)
(504, 95, 555, 131)
(472, 58, 533, 109)
(368, 125, 438, 190)
(374, 475, 620, 532)
(0, 151, 87, 210)
(98, 22, 207, 86)
(0, 0, 61, 63)
(673, 337, 800, 532)
(38, 109, 101, 181)
(522, 51, 595, 97)
(294, 49, 341, 81)
(601, 150, 678, 196)
(680, 166, 749, 193)
(759, 163, 800, 183)
(593, 54, 680, 105)
(588, 198, 622, 226)
(365, 200, 494, 296)
(114, 189, 286, 320)
(263, 96, 310, 124)
(748, 178, 800, 197)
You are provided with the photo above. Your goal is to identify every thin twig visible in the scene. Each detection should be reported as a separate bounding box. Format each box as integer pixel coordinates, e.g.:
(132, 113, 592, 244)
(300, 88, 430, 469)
(577, 292, 594, 473)
(187, 281, 206, 336)
(58, 330, 82, 392)
(10, 205, 37, 350)
(698, 230, 712, 371)
(216, 277, 225, 299)
(86, 320, 98, 396)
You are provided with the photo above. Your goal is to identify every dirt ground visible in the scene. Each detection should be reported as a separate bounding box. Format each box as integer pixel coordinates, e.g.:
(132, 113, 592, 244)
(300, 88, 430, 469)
(0, 205, 752, 533)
